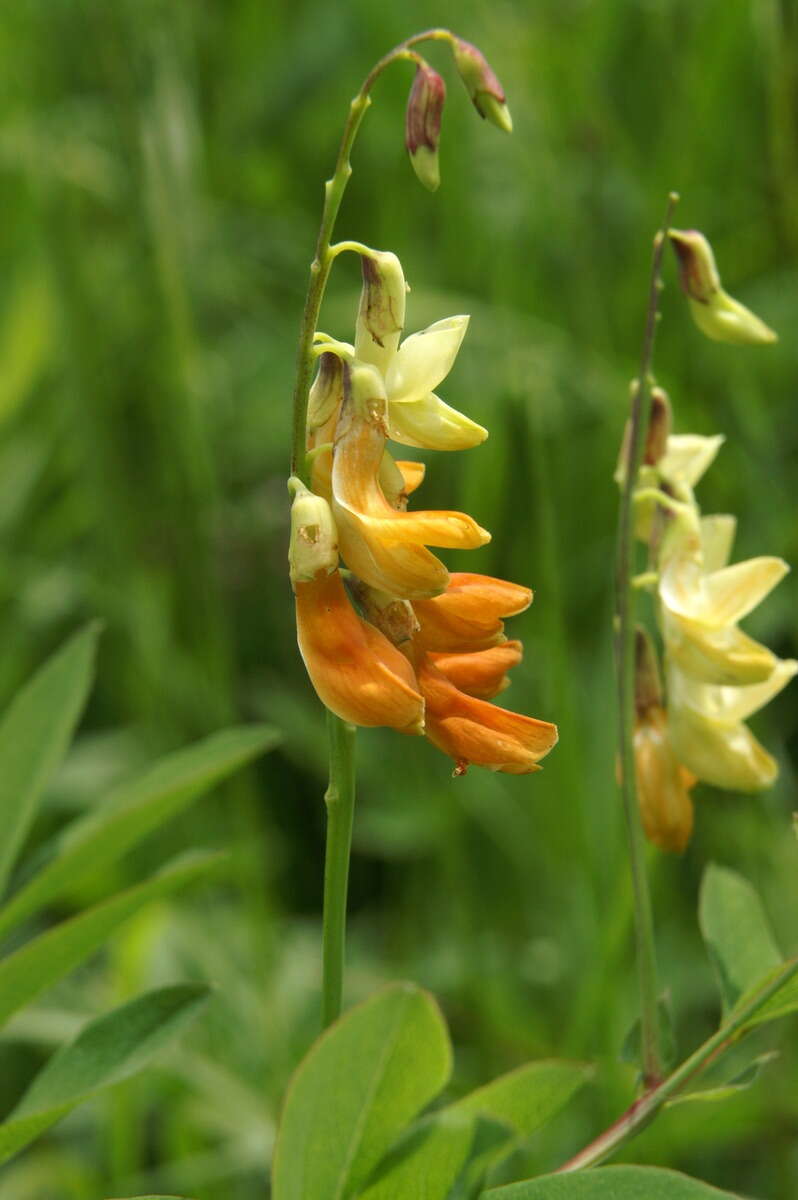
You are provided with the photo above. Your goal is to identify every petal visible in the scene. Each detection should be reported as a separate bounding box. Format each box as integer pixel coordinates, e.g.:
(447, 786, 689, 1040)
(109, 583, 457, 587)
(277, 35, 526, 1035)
(419, 656, 557, 767)
(668, 704, 778, 793)
(699, 514, 736, 572)
(412, 574, 532, 652)
(702, 557, 790, 626)
(693, 659, 798, 725)
(354, 251, 407, 375)
(688, 292, 777, 347)
(659, 434, 725, 488)
(430, 640, 523, 699)
(337, 510, 450, 598)
(395, 460, 426, 494)
(295, 572, 424, 732)
(664, 611, 778, 686)
(387, 392, 488, 451)
(385, 316, 469, 402)
(428, 715, 543, 773)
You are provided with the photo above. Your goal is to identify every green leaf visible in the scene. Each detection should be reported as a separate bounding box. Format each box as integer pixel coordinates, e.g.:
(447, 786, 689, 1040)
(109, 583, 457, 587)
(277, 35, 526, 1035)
(667, 1051, 778, 1106)
(699, 863, 782, 1014)
(730, 958, 798, 1029)
(271, 982, 451, 1200)
(453, 1059, 590, 1136)
(358, 1109, 480, 1200)
(620, 995, 676, 1073)
(0, 724, 278, 941)
(0, 624, 99, 896)
(0, 983, 209, 1164)
(484, 1164, 748, 1197)
(0, 851, 220, 1029)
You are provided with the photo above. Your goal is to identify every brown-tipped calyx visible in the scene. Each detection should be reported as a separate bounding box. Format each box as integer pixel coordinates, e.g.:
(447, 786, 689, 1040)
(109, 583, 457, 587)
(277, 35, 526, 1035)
(406, 64, 446, 192)
(634, 626, 663, 718)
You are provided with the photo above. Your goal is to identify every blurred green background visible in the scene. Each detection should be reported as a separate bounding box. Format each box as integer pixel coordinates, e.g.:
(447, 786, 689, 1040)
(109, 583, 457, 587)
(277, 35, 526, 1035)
(1, 0, 797, 1196)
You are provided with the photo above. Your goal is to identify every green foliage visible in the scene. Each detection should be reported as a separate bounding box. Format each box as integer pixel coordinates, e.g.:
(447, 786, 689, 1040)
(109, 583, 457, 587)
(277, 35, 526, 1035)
(271, 983, 452, 1199)
(485, 1166, 746, 1197)
(0, 853, 218, 1030)
(699, 863, 782, 1015)
(0, 985, 209, 1165)
(0, 1, 797, 1196)
(0, 623, 99, 895)
(0, 724, 280, 941)
(272, 984, 588, 1199)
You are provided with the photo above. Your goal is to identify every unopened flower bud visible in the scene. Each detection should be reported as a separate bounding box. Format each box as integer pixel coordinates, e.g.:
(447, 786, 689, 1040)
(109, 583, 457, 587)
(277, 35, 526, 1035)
(634, 627, 663, 717)
(452, 37, 512, 132)
(645, 387, 672, 466)
(288, 477, 338, 587)
(614, 382, 672, 487)
(405, 64, 445, 192)
(668, 229, 777, 346)
(307, 351, 344, 444)
(354, 250, 407, 374)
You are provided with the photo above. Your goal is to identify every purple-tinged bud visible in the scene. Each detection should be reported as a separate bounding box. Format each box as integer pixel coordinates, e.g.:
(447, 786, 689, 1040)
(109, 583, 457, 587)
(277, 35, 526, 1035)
(452, 37, 512, 133)
(405, 65, 446, 192)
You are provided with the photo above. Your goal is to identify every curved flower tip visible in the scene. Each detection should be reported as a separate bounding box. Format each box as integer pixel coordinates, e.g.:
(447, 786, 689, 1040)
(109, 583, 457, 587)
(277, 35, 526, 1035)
(296, 570, 424, 733)
(413, 573, 532, 653)
(452, 37, 513, 133)
(634, 706, 695, 853)
(668, 229, 777, 346)
(418, 654, 557, 774)
(430, 639, 523, 699)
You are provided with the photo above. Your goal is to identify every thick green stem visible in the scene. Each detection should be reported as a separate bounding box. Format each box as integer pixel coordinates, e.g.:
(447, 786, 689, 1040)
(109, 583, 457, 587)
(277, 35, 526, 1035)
(557, 956, 798, 1171)
(614, 192, 679, 1086)
(321, 713, 357, 1027)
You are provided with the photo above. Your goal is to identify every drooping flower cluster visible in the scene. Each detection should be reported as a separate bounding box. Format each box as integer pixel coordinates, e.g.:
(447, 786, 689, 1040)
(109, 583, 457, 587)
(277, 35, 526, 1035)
(622, 390, 795, 848)
(289, 248, 558, 775)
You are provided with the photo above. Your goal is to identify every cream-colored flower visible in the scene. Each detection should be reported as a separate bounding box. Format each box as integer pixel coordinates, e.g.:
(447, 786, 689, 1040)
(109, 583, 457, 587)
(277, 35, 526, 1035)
(659, 502, 789, 686)
(353, 249, 487, 451)
(667, 659, 797, 792)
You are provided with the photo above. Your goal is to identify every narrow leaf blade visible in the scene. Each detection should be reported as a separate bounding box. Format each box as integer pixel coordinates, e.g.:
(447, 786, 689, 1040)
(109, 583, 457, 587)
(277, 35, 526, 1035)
(485, 1164, 748, 1197)
(0, 724, 278, 940)
(0, 984, 208, 1164)
(0, 852, 220, 1030)
(0, 624, 99, 895)
(271, 982, 451, 1200)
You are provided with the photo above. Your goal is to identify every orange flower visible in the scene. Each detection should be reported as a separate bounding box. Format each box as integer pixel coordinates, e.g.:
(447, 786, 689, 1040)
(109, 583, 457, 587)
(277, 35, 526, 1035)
(412, 573, 532, 652)
(331, 365, 490, 599)
(295, 570, 424, 733)
(634, 705, 696, 853)
(429, 640, 523, 699)
(416, 653, 557, 774)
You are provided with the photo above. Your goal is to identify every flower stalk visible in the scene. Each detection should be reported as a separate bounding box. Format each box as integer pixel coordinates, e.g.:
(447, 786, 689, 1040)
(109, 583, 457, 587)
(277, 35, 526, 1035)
(289, 29, 513, 1028)
(615, 192, 679, 1086)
